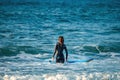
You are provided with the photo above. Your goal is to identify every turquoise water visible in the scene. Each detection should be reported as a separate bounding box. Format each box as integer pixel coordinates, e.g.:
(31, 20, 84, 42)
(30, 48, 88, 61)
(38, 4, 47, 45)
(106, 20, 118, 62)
(0, 1, 120, 80)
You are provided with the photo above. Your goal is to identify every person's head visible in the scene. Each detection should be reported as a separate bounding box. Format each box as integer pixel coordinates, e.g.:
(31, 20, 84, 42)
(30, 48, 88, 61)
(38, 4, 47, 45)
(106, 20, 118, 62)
(58, 36, 64, 44)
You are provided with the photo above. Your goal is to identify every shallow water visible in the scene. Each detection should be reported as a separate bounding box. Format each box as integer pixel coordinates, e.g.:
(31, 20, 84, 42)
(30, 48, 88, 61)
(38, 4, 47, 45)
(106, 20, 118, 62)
(0, 0, 120, 80)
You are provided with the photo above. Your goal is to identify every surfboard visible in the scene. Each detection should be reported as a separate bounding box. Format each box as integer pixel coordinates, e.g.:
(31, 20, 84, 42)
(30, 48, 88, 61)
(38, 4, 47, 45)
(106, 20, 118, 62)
(49, 58, 93, 63)
(67, 58, 93, 63)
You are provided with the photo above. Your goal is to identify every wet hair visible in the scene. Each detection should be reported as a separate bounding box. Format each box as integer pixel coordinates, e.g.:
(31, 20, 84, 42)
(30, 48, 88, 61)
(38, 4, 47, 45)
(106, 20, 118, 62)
(58, 36, 64, 43)
(59, 36, 64, 39)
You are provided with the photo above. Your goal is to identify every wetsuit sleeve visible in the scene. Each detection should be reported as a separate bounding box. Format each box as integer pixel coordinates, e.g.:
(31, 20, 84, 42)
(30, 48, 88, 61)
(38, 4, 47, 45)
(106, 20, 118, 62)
(65, 45, 68, 60)
(53, 43, 58, 57)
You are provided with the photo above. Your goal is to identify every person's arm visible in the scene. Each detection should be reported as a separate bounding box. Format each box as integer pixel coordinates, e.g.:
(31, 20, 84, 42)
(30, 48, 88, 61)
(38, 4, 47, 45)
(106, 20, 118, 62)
(52, 44, 57, 59)
(65, 45, 68, 61)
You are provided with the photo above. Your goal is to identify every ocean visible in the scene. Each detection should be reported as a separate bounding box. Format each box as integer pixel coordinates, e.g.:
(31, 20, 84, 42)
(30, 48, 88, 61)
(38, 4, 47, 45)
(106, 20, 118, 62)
(0, 0, 120, 80)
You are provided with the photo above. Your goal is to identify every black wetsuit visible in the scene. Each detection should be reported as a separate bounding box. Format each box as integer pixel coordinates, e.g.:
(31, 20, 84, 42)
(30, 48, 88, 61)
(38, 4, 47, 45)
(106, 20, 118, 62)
(53, 42, 68, 63)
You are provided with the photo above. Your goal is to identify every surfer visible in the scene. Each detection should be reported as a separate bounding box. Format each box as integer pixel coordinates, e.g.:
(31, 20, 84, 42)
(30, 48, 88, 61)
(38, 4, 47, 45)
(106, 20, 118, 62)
(52, 36, 68, 63)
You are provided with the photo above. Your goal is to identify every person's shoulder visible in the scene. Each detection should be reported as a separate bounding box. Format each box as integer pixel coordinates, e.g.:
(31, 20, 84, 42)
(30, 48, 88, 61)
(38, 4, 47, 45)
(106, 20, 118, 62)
(56, 42, 60, 45)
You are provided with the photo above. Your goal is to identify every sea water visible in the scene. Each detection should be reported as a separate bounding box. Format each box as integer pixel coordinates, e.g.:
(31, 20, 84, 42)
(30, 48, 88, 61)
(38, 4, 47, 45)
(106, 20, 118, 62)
(0, 0, 120, 80)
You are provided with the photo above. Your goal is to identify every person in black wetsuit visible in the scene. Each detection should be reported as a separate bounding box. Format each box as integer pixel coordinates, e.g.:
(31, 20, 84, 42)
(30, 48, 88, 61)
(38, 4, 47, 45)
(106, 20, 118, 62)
(52, 36, 68, 63)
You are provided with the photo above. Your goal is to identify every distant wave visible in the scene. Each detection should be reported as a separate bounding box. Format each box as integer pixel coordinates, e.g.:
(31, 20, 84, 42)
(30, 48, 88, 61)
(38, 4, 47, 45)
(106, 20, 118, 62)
(0, 0, 119, 6)
(0, 43, 120, 57)
(0, 46, 41, 57)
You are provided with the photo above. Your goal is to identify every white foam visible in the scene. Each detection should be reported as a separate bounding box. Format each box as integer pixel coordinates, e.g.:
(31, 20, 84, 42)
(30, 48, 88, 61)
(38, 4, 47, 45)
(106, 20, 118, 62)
(43, 74, 68, 80)
(2, 72, 120, 80)
(17, 51, 35, 60)
(3, 75, 43, 80)
(3, 75, 9, 80)
(17, 51, 50, 60)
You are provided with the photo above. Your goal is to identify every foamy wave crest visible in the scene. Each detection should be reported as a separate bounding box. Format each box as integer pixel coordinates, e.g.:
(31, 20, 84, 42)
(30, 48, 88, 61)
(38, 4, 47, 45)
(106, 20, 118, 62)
(1, 72, 120, 80)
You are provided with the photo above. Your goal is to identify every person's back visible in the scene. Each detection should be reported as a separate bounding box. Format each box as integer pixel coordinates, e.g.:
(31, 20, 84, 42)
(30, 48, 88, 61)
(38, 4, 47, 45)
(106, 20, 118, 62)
(52, 36, 68, 63)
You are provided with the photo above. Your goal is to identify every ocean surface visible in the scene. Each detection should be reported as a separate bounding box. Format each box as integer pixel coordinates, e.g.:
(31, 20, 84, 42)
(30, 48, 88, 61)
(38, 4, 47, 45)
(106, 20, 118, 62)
(0, 0, 120, 80)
